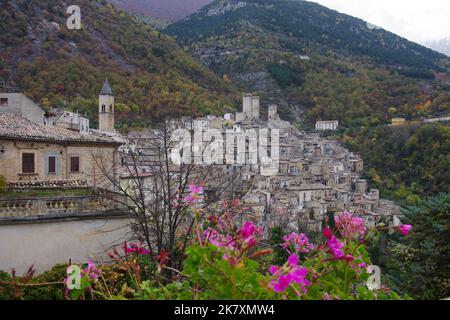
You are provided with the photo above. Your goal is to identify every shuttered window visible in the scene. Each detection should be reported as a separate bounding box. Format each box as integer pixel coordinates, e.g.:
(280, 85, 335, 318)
(48, 156, 56, 173)
(70, 156, 80, 173)
(22, 153, 35, 173)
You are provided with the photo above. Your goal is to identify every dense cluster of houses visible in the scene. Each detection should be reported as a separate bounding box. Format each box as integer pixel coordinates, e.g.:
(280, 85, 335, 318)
(174, 95, 400, 235)
(0, 80, 400, 272)
(0, 80, 400, 233)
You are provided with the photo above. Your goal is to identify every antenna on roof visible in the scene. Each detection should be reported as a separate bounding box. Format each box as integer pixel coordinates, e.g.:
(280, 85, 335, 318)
(0, 79, 20, 93)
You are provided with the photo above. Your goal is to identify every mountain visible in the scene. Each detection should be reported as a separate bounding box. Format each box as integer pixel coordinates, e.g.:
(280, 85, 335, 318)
(425, 38, 450, 57)
(0, 0, 237, 129)
(167, 0, 450, 126)
(108, 0, 213, 21)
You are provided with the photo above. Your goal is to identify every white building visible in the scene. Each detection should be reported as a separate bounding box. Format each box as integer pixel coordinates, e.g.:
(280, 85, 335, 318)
(45, 109, 90, 134)
(315, 120, 339, 131)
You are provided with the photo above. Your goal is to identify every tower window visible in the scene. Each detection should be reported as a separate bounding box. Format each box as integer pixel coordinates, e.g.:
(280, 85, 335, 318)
(0, 98, 8, 107)
(109, 105, 113, 112)
(101, 104, 106, 112)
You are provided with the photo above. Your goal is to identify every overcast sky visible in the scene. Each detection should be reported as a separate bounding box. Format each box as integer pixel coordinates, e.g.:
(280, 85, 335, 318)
(310, 0, 450, 44)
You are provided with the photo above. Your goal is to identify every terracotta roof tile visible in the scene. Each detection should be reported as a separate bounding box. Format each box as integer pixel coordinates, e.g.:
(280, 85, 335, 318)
(0, 113, 118, 144)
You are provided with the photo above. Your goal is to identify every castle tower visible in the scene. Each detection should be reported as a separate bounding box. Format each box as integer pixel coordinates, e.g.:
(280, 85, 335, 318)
(242, 94, 253, 120)
(268, 105, 279, 121)
(98, 78, 114, 132)
(251, 95, 260, 121)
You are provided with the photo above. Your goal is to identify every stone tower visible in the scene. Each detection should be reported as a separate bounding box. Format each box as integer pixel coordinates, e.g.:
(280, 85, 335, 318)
(242, 93, 260, 121)
(98, 78, 114, 132)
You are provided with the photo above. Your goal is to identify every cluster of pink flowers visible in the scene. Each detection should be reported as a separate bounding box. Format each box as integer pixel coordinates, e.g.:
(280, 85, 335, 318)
(398, 224, 412, 236)
(84, 258, 101, 281)
(123, 242, 151, 255)
(323, 228, 353, 262)
(204, 221, 262, 250)
(204, 228, 235, 249)
(64, 258, 101, 299)
(269, 254, 311, 295)
(334, 210, 367, 239)
(237, 221, 263, 250)
(204, 221, 262, 266)
(183, 183, 204, 204)
(108, 241, 151, 264)
(282, 232, 314, 254)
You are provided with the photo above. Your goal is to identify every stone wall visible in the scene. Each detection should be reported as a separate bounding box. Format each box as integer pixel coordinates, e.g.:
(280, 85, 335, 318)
(0, 214, 132, 274)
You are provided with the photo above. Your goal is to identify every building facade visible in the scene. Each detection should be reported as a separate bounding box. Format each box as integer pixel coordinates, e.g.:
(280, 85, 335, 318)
(44, 109, 90, 134)
(315, 120, 339, 131)
(0, 93, 45, 125)
(0, 113, 120, 188)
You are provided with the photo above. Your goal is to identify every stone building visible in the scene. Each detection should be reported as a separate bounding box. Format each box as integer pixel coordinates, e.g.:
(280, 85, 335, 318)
(98, 78, 115, 132)
(0, 92, 45, 125)
(315, 120, 339, 131)
(0, 80, 129, 274)
(167, 94, 400, 236)
(44, 108, 90, 134)
(0, 113, 120, 188)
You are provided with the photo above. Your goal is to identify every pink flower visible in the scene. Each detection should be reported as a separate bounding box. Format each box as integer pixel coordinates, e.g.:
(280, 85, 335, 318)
(139, 248, 151, 255)
(327, 236, 345, 259)
(334, 211, 367, 239)
(398, 224, 412, 236)
(323, 227, 332, 240)
(323, 292, 331, 300)
(282, 233, 314, 254)
(125, 242, 151, 255)
(245, 236, 256, 249)
(356, 262, 368, 274)
(287, 254, 299, 267)
(239, 221, 257, 239)
(183, 194, 201, 204)
(289, 267, 310, 293)
(270, 274, 292, 293)
(204, 228, 235, 249)
(84, 258, 100, 280)
(269, 258, 310, 294)
(269, 265, 280, 275)
(188, 183, 204, 195)
(237, 221, 262, 249)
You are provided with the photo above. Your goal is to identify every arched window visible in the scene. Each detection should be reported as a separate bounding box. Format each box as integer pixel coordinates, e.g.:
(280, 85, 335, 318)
(109, 105, 113, 112)
(101, 104, 106, 112)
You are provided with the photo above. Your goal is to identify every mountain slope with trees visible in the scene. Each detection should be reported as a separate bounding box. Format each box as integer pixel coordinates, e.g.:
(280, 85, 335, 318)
(0, 0, 238, 129)
(167, 0, 450, 125)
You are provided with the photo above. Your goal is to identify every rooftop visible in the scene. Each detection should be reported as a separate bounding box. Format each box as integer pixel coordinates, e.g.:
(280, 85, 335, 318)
(0, 113, 118, 144)
(100, 78, 113, 96)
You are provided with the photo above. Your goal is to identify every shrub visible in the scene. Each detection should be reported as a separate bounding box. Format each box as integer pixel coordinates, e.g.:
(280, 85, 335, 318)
(0, 175, 6, 193)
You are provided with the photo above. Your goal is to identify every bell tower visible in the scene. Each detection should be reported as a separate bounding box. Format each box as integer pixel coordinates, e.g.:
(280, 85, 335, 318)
(98, 78, 114, 132)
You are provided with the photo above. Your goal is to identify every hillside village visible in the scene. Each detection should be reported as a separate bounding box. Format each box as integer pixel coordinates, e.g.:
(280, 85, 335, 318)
(0, 79, 401, 272)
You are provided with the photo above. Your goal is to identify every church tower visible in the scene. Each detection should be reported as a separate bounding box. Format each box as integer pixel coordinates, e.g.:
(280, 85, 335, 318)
(98, 78, 114, 132)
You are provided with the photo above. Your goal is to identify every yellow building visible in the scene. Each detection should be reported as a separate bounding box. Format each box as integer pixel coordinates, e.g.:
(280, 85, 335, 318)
(0, 113, 121, 189)
(391, 118, 406, 126)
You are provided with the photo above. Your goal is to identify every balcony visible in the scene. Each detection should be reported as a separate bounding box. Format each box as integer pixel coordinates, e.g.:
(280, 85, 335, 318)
(0, 186, 129, 222)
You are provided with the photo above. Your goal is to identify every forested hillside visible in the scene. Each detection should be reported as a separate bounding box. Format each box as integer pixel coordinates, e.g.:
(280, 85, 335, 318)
(343, 123, 450, 201)
(0, 0, 238, 129)
(167, 0, 450, 126)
